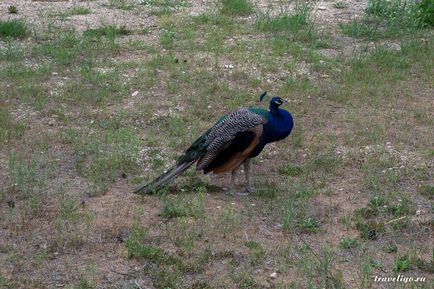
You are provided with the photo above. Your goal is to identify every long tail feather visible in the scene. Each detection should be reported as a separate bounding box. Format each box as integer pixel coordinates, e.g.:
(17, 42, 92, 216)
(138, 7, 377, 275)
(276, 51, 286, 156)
(132, 160, 196, 195)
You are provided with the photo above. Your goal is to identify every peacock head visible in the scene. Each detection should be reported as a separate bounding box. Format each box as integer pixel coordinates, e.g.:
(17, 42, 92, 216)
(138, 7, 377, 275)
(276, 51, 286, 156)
(269, 96, 284, 110)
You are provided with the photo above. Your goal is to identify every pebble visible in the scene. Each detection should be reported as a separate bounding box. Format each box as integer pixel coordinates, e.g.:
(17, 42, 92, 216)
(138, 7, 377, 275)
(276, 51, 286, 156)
(270, 272, 278, 279)
(131, 90, 139, 97)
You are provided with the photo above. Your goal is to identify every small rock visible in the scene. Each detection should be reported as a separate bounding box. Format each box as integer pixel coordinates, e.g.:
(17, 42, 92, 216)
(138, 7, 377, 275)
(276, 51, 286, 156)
(318, 6, 327, 10)
(270, 272, 278, 279)
(131, 90, 139, 97)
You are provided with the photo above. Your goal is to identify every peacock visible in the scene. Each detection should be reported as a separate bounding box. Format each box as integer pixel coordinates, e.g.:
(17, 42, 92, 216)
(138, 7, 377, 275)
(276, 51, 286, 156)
(133, 92, 294, 195)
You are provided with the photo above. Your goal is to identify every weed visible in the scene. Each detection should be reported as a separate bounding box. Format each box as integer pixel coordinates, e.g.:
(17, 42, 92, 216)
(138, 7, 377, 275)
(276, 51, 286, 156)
(339, 237, 358, 249)
(221, 0, 254, 16)
(244, 240, 267, 266)
(297, 216, 319, 232)
(0, 19, 28, 39)
(386, 197, 414, 216)
(339, 213, 354, 230)
(83, 25, 130, 38)
(393, 255, 410, 272)
(359, 256, 373, 288)
(278, 163, 303, 176)
(334, 2, 348, 9)
(160, 28, 176, 49)
(161, 200, 188, 218)
(56, 6, 91, 18)
(383, 244, 398, 253)
(75, 270, 96, 289)
(8, 6, 18, 14)
(356, 220, 385, 240)
(256, 3, 311, 33)
(282, 195, 296, 231)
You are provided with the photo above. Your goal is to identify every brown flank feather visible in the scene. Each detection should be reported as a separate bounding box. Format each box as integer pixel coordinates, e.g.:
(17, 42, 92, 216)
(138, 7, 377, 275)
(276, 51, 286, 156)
(212, 125, 263, 174)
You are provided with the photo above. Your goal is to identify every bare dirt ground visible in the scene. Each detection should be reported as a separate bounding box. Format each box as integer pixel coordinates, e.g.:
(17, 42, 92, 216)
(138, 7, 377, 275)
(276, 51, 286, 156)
(0, 0, 433, 288)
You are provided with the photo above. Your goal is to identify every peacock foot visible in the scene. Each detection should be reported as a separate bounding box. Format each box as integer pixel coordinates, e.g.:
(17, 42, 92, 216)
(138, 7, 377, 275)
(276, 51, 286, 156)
(223, 187, 236, 196)
(234, 186, 256, 196)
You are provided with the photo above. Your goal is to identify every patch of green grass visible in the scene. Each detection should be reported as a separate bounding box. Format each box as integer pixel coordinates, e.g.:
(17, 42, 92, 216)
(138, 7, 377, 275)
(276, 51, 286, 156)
(75, 271, 96, 289)
(0, 19, 28, 39)
(339, 19, 380, 39)
(416, 0, 434, 26)
(0, 42, 24, 61)
(159, 28, 176, 49)
(53, 193, 94, 250)
(83, 25, 131, 38)
(221, 0, 254, 16)
(256, 3, 311, 33)
(334, 2, 348, 9)
(281, 183, 317, 232)
(335, 38, 433, 105)
(102, 0, 136, 10)
(366, 0, 431, 28)
(161, 201, 188, 218)
(418, 183, 434, 198)
(56, 6, 92, 18)
(341, 0, 431, 40)
(0, 105, 26, 148)
(278, 163, 303, 176)
(339, 237, 358, 249)
(40, 30, 82, 65)
(257, 3, 333, 52)
(244, 240, 267, 266)
(62, 125, 141, 195)
(7, 149, 42, 201)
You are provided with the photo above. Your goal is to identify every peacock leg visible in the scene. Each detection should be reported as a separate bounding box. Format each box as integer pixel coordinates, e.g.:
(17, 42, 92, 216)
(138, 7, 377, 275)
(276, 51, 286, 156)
(224, 170, 237, 196)
(243, 158, 256, 194)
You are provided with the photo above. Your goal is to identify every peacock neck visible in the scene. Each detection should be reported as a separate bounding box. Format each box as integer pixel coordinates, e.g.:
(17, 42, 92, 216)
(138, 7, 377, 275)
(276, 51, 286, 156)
(265, 108, 293, 142)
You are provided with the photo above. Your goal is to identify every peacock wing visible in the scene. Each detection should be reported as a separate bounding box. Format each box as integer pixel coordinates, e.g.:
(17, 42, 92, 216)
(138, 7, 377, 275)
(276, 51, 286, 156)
(196, 108, 267, 171)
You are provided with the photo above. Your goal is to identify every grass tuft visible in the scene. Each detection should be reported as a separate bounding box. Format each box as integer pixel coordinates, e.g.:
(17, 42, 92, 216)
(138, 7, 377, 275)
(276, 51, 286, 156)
(221, 0, 254, 16)
(256, 4, 311, 33)
(83, 25, 130, 37)
(0, 19, 28, 39)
